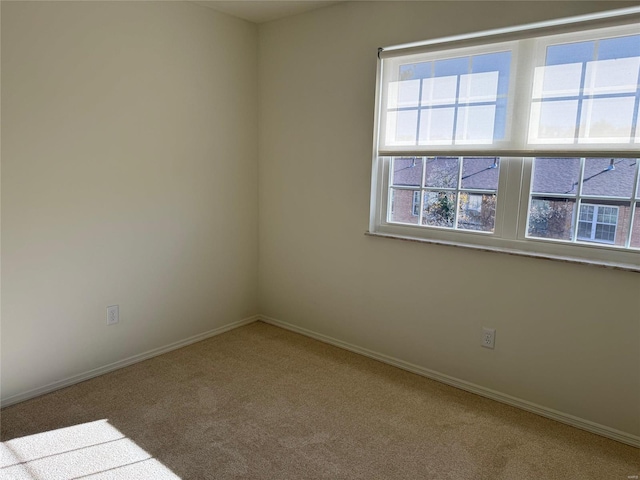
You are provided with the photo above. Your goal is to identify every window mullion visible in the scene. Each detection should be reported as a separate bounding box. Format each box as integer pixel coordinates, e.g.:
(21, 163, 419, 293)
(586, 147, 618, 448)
(419, 157, 427, 225)
(509, 38, 535, 151)
(507, 156, 528, 241)
(571, 158, 587, 242)
(453, 156, 464, 229)
(501, 38, 534, 242)
(625, 161, 640, 248)
(590, 205, 598, 241)
(383, 159, 392, 225)
(628, 201, 638, 249)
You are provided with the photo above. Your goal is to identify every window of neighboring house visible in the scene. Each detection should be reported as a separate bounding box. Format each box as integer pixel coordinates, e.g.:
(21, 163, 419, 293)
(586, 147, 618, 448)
(370, 7, 640, 269)
(412, 191, 420, 216)
(577, 204, 618, 243)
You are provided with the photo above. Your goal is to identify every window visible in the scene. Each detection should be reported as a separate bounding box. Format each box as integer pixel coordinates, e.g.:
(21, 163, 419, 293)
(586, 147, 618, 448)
(577, 204, 618, 243)
(370, 7, 640, 269)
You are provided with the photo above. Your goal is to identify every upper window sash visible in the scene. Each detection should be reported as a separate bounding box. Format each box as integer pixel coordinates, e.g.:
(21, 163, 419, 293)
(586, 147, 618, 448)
(375, 8, 640, 159)
(528, 24, 640, 151)
(379, 41, 520, 155)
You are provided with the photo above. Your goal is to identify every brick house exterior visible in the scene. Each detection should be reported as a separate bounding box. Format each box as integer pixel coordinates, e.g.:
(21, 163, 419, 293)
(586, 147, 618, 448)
(390, 157, 499, 231)
(390, 157, 640, 248)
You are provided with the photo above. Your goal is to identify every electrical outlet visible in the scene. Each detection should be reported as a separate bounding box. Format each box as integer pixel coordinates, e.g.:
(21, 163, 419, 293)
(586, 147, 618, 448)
(107, 305, 119, 326)
(482, 327, 495, 349)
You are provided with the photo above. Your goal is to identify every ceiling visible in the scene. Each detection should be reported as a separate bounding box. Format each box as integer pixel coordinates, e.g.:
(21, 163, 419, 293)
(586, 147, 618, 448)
(195, 1, 344, 24)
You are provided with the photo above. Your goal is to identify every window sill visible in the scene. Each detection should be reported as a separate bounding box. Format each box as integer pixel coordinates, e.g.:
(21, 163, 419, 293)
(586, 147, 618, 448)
(365, 231, 640, 273)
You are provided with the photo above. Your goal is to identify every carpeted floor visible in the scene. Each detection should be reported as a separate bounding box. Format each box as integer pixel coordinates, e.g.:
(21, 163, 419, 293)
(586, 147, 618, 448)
(1, 321, 638, 479)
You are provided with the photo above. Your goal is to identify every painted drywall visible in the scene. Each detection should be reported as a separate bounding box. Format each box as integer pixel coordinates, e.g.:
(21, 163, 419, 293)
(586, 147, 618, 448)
(1, 1, 258, 400)
(258, 2, 640, 436)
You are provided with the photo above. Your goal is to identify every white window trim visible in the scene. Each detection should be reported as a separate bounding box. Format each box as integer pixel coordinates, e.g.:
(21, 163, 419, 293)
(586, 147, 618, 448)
(369, 8, 640, 272)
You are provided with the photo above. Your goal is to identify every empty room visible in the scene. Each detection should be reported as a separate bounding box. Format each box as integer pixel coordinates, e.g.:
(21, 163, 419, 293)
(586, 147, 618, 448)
(1, 1, 639, 478)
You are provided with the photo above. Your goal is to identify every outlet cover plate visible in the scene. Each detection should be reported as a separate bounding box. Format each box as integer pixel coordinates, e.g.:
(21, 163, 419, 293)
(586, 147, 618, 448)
(107, 305, 119, 326)
(482, 327, 495, 349)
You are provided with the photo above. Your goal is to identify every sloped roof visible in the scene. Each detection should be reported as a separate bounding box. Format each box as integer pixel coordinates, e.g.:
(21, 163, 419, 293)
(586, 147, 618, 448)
(392, 157, 499, 191)
(392, 157, 638, 198)
(533, 158, 637, 198)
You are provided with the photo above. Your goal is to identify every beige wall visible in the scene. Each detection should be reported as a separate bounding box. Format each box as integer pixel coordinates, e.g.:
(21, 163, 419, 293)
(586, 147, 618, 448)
(258, 2, 640, 436)
(1, 2, 258, 399)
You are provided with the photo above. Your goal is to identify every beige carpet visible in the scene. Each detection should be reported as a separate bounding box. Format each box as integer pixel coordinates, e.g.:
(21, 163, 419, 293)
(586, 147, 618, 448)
(1, 321, 638, 479)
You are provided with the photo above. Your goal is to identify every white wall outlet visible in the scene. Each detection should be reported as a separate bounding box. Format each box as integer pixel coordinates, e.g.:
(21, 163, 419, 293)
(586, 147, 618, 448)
(482, 327, 495, 349)
(106, 305, 119, 326)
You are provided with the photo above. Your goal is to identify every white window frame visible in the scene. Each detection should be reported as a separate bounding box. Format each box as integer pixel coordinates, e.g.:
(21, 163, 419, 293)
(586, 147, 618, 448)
(369, 7, 640, 271)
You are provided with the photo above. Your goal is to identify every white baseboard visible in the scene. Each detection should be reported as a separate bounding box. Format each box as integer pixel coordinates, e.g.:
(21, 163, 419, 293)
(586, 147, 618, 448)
(258, 314, 640, 449)
(1, 315, 259, 408)
(4, 313, 638, 448)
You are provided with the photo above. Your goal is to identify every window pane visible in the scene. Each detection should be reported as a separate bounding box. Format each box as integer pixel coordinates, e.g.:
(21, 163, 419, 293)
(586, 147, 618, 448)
(595, 223, 616, 242)
(421, 76, 457, 105)
(389, 189, 420, 225)
(597, 206, 617, 224)
(391, 157, 423, 186)
(583, 57, 640, 95)
(598, 34, 640, 60)
(581, 158, 636, 198)
(455, 105, 496, 143)
(577, 221, 592, 239)
(532, 63, 583, 99)
(458, 193, 496, 232)
(424, 157, 459, 188)
(546, 41, 595, 65)
(531, 158, 580, 195)
(422, 191, 456, 228)
(418, 108, 455, 144)
(472, 52, 511, 140)
(458, 71, 499, 103)
(461, 157, 499, 190)
(399, 61, 432, 80)
(529, 100, 579, 143)
(386, 110, 418, 145)
(472, 51, 511, 79)
(387, 80, 421, 108)
(434, 57, 468, 77)
(578, 97, 635, 143)
(579, 204, 595, 222)
(577, 200, 627, 246)
(527, 197, 576, 240)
